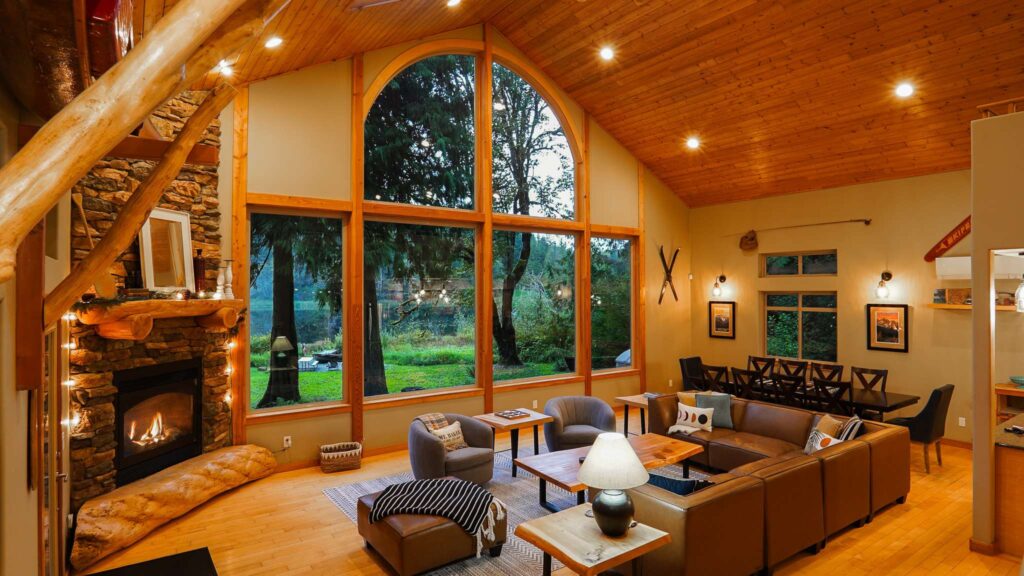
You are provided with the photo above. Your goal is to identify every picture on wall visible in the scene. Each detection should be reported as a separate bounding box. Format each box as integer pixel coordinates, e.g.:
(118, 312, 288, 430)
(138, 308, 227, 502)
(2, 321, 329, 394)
(709, 301, 736, 339)
(866, 304, 909, 352)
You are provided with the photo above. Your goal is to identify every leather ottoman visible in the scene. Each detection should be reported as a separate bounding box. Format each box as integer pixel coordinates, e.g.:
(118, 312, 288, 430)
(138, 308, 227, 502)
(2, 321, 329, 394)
(357, 489, 506, 576)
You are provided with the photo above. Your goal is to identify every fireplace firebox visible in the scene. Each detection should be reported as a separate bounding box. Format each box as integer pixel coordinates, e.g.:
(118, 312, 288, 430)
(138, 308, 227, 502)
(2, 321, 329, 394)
(114, 358, 203, 485)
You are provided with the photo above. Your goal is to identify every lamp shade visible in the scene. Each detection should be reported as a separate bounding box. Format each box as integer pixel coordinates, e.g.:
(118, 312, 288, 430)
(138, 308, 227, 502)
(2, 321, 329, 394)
(578, 432, 650, 490)
(270, 335, 295, 353)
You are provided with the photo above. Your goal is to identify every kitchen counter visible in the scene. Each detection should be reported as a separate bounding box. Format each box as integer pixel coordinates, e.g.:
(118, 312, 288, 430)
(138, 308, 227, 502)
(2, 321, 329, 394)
(995, 413, 1024, 450)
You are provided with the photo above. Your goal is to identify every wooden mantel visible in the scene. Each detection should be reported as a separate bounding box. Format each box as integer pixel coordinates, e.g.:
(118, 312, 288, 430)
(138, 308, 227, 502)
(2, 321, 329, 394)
(72, 298, 244, 340)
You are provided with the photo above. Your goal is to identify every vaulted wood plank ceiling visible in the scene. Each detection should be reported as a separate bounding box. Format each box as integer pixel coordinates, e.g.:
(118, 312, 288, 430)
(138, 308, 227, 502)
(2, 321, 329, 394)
(141, 0, 1024, 206)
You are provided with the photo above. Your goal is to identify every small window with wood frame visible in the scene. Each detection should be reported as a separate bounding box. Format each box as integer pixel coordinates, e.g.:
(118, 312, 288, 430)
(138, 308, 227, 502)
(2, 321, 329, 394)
(590, 236, 633, 370)
(761, 250, 838, 277)
(764, 292, 837, 362)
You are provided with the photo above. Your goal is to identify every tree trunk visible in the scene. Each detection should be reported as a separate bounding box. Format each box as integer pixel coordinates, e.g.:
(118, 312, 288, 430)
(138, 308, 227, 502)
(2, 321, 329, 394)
(363, 267, 389, 397)
(257, 241, 299, 407)
(492, 232, 531, 366)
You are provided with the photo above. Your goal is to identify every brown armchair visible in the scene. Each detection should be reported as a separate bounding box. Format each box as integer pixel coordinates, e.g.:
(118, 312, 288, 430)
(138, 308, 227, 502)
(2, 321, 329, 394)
(408, 414, 494, 484)
(543, 396, 616, 452)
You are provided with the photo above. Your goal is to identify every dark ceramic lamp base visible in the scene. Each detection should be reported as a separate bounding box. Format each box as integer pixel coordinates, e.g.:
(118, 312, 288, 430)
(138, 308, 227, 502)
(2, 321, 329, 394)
(591, 489, 634, 537)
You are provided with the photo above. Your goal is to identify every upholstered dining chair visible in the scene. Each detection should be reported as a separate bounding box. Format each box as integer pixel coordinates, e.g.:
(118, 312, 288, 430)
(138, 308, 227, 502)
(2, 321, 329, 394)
(679, 356, 706, 390)
(543, 396, 616, 452)
(888, 384, 955, 473)
(408, 414, 495, 484)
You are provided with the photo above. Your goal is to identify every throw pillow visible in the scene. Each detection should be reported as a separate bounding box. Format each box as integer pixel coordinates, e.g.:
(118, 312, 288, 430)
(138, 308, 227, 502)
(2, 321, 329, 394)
(805, 429, 844, 454)
(815, 414, 844, 437)
(429, 421, 469, 452)
(668, 403, 714, 435)
(837, 415, 863, 441)
(677, 391, 698, 407)
(696, 392, 733, 429)
(647, 475, 714, 496)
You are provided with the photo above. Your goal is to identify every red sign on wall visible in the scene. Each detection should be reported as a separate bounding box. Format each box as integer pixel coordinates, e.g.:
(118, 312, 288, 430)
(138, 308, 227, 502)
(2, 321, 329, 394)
(924, 216, 971, 262)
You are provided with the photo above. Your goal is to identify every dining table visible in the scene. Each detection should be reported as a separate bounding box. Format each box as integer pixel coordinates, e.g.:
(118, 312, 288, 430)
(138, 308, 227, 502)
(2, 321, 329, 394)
(719, 378, 920, 417)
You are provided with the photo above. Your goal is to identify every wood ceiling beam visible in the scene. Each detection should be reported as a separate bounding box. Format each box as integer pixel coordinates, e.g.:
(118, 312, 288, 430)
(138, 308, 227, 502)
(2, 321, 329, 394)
(16, 125, 219, 166)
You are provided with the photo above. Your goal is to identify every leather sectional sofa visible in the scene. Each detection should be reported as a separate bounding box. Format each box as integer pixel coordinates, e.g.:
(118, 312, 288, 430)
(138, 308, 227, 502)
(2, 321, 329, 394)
(629, 394, 910, 575)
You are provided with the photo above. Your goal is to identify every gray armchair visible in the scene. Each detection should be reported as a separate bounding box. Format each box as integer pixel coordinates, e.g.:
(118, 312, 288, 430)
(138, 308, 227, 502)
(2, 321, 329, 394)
(543, 396, 617, 452)
(408, 414, 494, 484)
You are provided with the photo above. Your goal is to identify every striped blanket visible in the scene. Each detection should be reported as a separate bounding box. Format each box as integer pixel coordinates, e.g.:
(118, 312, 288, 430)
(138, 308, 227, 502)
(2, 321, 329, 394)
(369, 478, 505, 556)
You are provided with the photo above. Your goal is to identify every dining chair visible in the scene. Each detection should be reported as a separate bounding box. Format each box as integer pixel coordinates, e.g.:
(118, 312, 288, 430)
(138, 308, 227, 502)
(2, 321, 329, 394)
(771, 374, 806, 408)
(702, 364, 729, 393)
(748, 356, 776, 382)
(679, 356, 706, 391)
(851, 367, 888, 392)
(730, 367, 759, 399)
(810, 362, 844, 383)
(811, 379, 852, 416)
(888, 384, 955, 473)
(776, 359, 809, 380)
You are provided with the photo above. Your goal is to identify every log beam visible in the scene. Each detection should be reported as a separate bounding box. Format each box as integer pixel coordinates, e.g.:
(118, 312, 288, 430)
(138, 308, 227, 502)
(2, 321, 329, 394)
(17, 126, 220, 166)
(43, 84, 236, 327)
(196, 307, 240, 332)
(96, 314, 153, 340)
(0, 0, 289, 284)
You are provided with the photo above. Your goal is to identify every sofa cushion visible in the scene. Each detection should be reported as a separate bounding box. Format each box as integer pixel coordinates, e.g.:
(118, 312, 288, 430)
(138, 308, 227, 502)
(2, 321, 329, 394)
(560, 424, 605, 447)
(804, 429, 844, 454)
(677, 391, 698, 407)
(671, 403, 715, 433)
(709, 432, 803, 471)
(429, 421, 469, 452)
(444, 447, 493, 472)
(697, 392, 734, 429)
(814, 414, 844, 437)
(737, 401, 813, 446)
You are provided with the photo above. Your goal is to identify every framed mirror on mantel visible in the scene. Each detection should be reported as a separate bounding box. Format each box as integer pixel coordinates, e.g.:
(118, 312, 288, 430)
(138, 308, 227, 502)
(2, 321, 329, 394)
(139, 208, 195, 293)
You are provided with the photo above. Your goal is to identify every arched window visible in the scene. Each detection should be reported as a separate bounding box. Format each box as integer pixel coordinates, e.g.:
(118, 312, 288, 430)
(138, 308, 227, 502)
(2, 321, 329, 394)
(364, 55, 476, 209)
(492, 63, 575, 220)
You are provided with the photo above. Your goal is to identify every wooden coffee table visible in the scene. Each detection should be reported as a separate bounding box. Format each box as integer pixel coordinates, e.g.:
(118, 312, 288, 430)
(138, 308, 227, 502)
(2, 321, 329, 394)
(474, 408, 554, 477)
(515, 503, 670, 576)
(514, 433, 703, 512)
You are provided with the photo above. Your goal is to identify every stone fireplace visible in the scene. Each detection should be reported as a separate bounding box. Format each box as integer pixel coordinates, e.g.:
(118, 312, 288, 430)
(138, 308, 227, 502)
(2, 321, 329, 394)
(114, 358, 204, 486)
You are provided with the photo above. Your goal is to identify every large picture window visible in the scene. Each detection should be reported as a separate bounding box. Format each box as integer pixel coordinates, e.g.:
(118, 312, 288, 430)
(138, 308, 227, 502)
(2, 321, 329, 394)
(590, 237, 632, 369)
(492, 230, 576, 381)
(765, 292, 837, 362)
(249, 213, 343, 410)
(364, 221, 476, 397)
(492, 63, 575, 220)
(364, 55, 476, 209)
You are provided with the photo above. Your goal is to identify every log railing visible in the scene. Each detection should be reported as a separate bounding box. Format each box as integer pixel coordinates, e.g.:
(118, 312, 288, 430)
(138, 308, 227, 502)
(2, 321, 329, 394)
(978, 96, 1024, 118)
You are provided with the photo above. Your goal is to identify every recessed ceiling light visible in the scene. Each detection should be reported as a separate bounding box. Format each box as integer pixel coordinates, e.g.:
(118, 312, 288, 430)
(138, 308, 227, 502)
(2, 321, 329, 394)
(895, 82, 915, 98)
(685, 136, 700, 150)
(446, 0, 461, 6)
(599, 46, 615, 61)
(216, 60, 233, 76)
(265, 36, 283, 48)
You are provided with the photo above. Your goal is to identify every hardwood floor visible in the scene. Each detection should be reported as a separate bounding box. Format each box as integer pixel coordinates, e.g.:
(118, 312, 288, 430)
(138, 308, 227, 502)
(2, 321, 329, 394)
(81, 412, 1022, 575)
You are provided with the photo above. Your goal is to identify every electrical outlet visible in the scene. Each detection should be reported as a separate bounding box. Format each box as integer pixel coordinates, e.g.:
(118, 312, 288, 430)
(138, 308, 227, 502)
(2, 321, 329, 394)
(958, 417, 966, 427)
(532, 400, 538, 409)
(669, 379, 674, 388)
(283, 435, 293, 449)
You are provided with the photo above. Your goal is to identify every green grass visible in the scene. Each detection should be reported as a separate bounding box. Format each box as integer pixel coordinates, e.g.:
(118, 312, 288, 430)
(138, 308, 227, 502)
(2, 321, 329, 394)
(249, 360, 563, 408)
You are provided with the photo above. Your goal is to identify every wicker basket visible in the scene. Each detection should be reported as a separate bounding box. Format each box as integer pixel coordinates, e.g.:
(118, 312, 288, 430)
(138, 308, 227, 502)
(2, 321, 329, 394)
(320, 441, 362, 473)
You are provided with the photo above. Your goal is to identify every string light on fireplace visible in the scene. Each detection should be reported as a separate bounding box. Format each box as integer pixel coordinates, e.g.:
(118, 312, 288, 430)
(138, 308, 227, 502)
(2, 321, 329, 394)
(63, 379, 75, 388)
(224, 391, 233, 405)
(225, 364, 234, 376)
(64, 340, 77, 350)
(65, 412, 81, 428)
(227, 340, 237, 350)
(63, 312, 77, 322)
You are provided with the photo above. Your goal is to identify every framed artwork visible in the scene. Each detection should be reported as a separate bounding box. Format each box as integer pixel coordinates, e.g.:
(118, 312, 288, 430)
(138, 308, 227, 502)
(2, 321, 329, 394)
(139, 208, 195, 292)
(866, 304, 909, 352)
(708, 301, 736, 339)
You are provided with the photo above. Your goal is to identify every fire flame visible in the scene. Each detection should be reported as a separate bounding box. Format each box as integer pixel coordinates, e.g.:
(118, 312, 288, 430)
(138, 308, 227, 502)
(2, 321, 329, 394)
(129, 412, 170, 447)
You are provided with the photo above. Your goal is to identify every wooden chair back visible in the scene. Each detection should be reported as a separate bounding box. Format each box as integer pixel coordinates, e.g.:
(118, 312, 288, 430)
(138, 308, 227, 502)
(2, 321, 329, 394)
(748, 356, 776, 381)
(730, 367, 758, 399)
(702, 364, 729, 393)
(771, 374, 806, 408)
(776, 359, 808, 379)
(810, 362, 844, 383)
(851, 366, 888, 392)
(812, 379, 852, 416)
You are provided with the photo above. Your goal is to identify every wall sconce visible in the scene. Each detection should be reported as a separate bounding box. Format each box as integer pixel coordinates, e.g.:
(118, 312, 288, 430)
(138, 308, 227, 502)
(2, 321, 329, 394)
(876, 271, 893, 299)
(712, 275, 727, 298)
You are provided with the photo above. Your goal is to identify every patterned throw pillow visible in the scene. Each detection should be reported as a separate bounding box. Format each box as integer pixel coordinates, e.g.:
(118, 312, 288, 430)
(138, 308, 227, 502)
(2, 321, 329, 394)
(429, 421, 469, 452)
(815, 414, 844, 437)
(669, 403, 714, 435)
(805, 429, 844, 454)
(837, 415, 863, 441)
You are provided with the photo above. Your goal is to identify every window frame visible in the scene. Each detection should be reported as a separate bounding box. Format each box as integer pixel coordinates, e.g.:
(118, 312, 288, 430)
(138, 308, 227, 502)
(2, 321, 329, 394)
(760, 250, 838, 277)
(234, 41, 644, 431)
(762, 291, 838, 362)
(589, 234, 637, 374)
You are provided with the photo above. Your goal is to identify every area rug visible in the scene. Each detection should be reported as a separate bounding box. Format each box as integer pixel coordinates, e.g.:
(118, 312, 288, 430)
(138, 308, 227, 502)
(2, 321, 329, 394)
(88, 547, 217, 576)
(324, 451, 706, 575)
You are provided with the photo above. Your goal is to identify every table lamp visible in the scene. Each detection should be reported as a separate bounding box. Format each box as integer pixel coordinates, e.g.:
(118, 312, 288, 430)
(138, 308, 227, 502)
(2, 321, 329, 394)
(578, 432, 650, 536)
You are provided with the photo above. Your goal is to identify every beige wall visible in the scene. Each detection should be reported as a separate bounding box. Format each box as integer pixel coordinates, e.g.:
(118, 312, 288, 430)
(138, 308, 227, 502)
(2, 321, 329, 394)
(237, 25, 690, 461)
(0, 82, 39, 576)
(687, 170, 1017, 444)
(970, 111, 1024, 546)
(248, 59, 352, 200)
